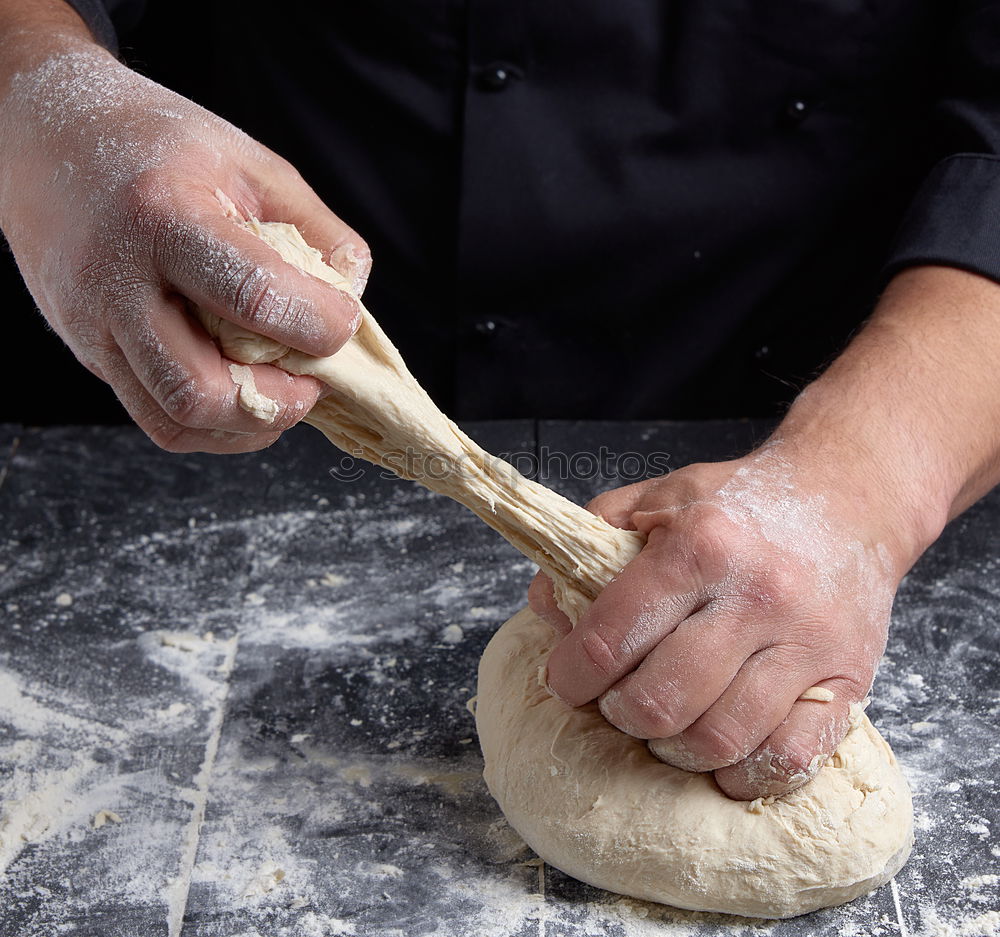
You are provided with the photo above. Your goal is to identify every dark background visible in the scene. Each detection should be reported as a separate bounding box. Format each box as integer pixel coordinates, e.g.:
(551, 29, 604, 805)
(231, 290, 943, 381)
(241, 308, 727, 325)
(0, 2, 942, 428)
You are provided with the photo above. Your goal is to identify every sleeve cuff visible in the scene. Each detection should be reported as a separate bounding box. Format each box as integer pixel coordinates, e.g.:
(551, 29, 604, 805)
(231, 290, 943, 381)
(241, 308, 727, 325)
(62, 1, 120, 54)
(884, 154, 1000, 286)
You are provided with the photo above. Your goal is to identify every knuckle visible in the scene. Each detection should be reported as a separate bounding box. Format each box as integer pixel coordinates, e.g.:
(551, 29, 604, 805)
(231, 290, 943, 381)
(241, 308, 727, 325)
(683, 512, 736, 580)
(124, 168, 171, 217)
(120, 170, 173, 247)
(270, 152, 301, 179)
(156, 374, 212, 427)
(831, 666, 871, 700)
(750, 562, 806, 607)
(60, 303, 116, 359)
(83, 340, 120, 379)
(617, 686, 683, 739)
(686, 713, 753, 767)
(68, 257, 116, 301)
(587, 484, 641, 523)
(120, 198, 202, 285)
(66, 240, 150, 310)
(147, 420, 194, 453)
(585, 490, 618, 517)
(234, 276, 312, 336)
(578, 629, 626, 680)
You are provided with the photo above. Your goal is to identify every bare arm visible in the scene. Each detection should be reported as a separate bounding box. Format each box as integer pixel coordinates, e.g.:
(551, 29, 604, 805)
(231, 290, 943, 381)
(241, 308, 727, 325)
(0, 0, 370, 453)
(780, 266, 1000, 533)
(538, 265, 1000, 799)
(0, 0, 92, 57)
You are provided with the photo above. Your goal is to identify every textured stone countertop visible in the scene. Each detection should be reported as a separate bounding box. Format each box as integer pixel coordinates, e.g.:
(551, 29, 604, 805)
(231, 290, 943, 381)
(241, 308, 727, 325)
(0, 420, 997, 936)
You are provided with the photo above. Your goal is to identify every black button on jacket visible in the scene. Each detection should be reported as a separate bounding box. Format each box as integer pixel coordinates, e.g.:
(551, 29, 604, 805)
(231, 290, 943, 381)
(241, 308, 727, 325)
(69, 1, 1000, 419)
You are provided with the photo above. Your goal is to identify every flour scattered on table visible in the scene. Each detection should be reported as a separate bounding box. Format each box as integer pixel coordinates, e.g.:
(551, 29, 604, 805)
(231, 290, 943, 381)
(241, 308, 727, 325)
(156, 630, 214, 651)
(156, 702, 189, 720)
(912, 907, 1000, 937)
(242, 862, 286, 898)
(5, 430, 998, 936)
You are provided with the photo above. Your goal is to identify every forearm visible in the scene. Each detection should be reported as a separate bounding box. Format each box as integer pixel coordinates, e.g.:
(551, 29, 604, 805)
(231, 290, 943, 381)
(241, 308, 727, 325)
(0, 0, 100, 90)
(0, 0, 116, 236)
(773, 265, 1000, 575)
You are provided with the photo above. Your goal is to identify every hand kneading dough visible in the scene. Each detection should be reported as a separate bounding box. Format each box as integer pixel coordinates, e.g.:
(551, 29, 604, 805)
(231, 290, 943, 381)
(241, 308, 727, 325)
(476, 609, 913, 919)
(202, 201, 914, 919)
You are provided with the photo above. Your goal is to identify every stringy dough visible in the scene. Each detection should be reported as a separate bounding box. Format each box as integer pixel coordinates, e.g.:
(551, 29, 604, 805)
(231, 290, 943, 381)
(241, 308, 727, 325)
(201, 197, 915, 918)
(477, 608, 913, 918)
(201, 191, 644, 624)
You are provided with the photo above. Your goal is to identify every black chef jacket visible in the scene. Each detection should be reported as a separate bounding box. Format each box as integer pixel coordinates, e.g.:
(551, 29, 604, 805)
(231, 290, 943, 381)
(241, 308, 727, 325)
(61, 1, 1000, 421)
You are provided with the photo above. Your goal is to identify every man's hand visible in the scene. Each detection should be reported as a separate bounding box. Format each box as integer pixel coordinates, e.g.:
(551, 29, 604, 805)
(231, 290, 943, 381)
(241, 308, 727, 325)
(0, 2, 369, 452)
(532, 444, 907, 799)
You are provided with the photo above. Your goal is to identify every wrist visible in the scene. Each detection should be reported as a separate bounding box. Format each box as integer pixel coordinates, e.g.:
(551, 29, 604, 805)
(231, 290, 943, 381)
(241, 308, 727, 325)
(767, 381, 950, 580)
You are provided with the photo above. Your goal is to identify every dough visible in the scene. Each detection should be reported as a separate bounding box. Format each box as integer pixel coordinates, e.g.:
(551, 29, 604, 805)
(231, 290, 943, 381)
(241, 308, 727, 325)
(203, 197, 914, 918)
(200, 192, 644, 623)
(476, 607, 913, 919)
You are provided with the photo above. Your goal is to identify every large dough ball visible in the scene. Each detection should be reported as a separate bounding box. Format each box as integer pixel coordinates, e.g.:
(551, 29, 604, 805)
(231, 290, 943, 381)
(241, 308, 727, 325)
(475, 607, 913, 918)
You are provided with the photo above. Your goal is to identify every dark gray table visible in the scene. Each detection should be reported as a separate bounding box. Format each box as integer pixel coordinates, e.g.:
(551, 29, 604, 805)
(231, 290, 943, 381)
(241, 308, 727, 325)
(0, 421, 997, 937)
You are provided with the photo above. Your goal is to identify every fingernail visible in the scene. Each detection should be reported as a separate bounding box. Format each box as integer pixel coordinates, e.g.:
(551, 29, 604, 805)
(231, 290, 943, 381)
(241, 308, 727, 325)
(330, 243, 371, 296)
(349, 246, 371, 295)
(346, 300, 363, 336)
(597, 688, 621, 723)
(597, 690, 645, 738)
(648, 736, 705, 772)
(542, 667, 571, 705)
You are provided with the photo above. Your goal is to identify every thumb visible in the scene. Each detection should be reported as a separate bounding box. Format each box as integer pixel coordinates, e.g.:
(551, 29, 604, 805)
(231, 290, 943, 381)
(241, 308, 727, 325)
(586, 478, 657, 529)
(149, 184, 361, 358)
(245, 162, 373, 296)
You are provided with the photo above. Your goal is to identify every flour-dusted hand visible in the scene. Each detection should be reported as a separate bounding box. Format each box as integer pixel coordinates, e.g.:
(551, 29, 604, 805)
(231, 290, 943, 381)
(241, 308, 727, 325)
(532, 441, 919, 800)
(0, 15, 369, 452)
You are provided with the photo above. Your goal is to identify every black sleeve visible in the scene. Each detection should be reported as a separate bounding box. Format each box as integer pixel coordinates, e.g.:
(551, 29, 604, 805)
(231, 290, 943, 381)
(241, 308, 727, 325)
(62, 0, 147, 55)
(884, 3, 1000, 284)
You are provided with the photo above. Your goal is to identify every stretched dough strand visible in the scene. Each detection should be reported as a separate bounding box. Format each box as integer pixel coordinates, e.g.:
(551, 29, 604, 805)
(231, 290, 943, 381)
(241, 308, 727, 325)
(198, 197, 643, 623)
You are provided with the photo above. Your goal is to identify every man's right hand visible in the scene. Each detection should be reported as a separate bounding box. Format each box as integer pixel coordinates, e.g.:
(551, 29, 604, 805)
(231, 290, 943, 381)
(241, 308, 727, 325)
(0, 1, 370, 452)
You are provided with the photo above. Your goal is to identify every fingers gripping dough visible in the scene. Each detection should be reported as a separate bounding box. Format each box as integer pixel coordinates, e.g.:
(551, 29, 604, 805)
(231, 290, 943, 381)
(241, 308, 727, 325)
(477, 609, 913, 918)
